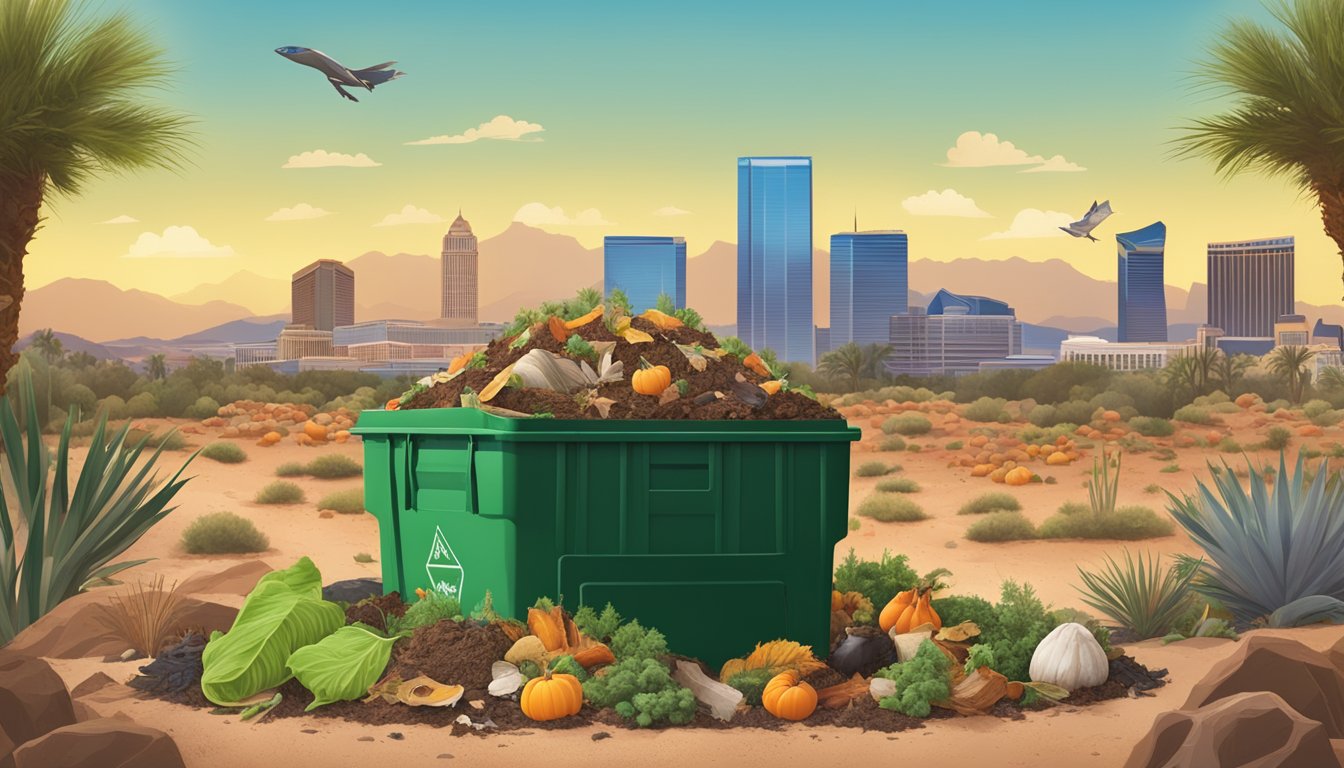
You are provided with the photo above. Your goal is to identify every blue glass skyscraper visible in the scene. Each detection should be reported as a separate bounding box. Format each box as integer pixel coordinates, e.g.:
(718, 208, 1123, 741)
(1116, 222, 1168, 343)
(830, 230, 908, 348)
(737, 156, 814, 364)
(603, 236, 686, 314)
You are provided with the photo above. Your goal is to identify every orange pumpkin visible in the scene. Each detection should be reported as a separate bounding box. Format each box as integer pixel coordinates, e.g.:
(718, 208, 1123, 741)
(760, 380, 782, 395)
(742, 353, 771, 378)
(761, 671, 817, 721)
(632, 357, 672, 396)
(520, 670, 584, 721)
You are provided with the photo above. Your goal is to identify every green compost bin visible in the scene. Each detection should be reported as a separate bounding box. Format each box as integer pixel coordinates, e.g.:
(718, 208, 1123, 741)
(352, 408, 859, 667)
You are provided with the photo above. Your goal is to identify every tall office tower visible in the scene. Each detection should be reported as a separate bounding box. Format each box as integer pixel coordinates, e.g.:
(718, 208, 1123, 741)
(1116, 222, 1168, 343)
(830, 230, 908, 348)
(1207, 236, 1294, 338)
(887, 289, 1022, 377)
(737, 156, 814, 364)
(441, 211, 479, 325)
(603, 236, 687, 314)
(291, 259, 354, 332)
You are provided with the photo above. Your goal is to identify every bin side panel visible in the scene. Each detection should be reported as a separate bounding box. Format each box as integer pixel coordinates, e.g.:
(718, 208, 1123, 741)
(362, 435, 406, 596)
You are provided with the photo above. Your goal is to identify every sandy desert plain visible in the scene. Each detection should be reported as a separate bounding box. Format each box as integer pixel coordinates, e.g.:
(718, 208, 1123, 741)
(8, 395, 1344, 768)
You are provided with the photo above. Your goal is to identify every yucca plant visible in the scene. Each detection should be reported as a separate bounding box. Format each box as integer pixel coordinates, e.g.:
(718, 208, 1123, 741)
(1088, 447, 1121, 517)
(1, 368, 196, 643)
(1166, 451, 1344, 627)
(1075, 550, 1198, 638)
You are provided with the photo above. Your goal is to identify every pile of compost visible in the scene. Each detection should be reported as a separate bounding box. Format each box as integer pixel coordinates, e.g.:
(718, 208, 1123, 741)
(398, 309, 838, 421)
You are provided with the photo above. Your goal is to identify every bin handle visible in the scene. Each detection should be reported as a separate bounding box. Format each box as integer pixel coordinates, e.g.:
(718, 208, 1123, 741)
(464, 435, 477, 515)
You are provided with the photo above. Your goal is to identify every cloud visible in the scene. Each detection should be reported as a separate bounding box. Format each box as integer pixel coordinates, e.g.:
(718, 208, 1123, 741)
(282, 149, 381, 168)
(123, 226, 234, 258)
(1021, 154, 1087, 173)
(265, 203, 331, 222)
(901, 189, 990, 218)
(406, 115, 545, 145)
(374, 204, 444, 227)
(102, 214, 138, 225)
(513, 202, 612, 227)
(981, 209, 1074, 240)
(653, 206, 692, 217)
(944, 131, 1084, 172)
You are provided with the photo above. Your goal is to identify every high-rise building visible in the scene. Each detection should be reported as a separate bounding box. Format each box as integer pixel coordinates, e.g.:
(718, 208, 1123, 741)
(1116, 222, 1168, 343)
(1274, 314, 1311, 347)
(829, 230, 908, 349)
(1207, 236, 1294, 338)
(603, 236, 686, 314)
(291, 259, 354, 332)
(441, 212, 479, 325)
(887, 289, 1022, 376)
(737, 156, 814, 364)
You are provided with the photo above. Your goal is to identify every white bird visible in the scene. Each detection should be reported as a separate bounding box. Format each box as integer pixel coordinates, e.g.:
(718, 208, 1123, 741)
(1060, 200, 1114, 242)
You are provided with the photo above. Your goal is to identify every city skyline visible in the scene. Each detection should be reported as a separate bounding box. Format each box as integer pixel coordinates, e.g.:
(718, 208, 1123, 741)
(21, 0, 1344, 311)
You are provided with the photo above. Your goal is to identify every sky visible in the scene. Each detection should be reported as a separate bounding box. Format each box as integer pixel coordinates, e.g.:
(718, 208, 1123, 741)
(25, 0, 1342, 305)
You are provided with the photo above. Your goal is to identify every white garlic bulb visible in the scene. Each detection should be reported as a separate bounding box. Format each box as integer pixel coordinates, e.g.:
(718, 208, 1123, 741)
(1028, 622, 1109, 690)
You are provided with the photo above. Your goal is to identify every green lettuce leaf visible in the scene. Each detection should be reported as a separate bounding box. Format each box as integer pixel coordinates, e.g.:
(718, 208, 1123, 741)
(287, 625, 398, 711)
(200, 558, 343, 705)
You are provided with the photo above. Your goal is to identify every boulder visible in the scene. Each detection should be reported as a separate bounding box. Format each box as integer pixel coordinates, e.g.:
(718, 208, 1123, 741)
(7, 594, 238, 660)
(1329, 635, 1344, 677)
(0, 718, 185, 768)
(322, 578, 383, 604)
(68, 674, 117, 701)
(0, 653, 76, 758)
(176, 560, 272, 597)
(1124, 691, 1339, 768)
(1184, 635, 1344, 738)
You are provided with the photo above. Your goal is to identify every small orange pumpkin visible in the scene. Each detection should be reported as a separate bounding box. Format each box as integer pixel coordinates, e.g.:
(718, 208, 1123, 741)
(742, 353, 771, 378)
(761, 670, 817, 721)
(632, 357, 672, 396)
(520, 669, 584, 721)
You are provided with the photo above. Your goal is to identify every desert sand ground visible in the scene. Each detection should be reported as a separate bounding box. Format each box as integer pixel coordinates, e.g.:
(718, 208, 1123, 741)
(14, 402, 1342, 767)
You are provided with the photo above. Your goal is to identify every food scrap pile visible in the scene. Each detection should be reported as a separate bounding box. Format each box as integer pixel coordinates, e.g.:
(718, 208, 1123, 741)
(392, 300, 838, 421)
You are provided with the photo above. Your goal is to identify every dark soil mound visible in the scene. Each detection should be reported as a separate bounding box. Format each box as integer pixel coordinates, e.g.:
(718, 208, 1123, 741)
(345, 592, 407, 633)
(394, 620, 512, 700)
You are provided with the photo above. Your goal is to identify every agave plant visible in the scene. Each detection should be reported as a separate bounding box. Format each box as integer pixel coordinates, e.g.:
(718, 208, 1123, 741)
(1166, 451, 1344, 627)
(1088, 447, 1121, 517)
(1, 368, 196, 643)
(1075, 550, 1197, 638)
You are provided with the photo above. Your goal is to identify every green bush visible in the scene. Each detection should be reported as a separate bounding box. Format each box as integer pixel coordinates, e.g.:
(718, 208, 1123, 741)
(1129, 417, 1174, 437)
(276, 462, 305, 477)
(1173, 405, 1213, 425)
(125, 392, 160, 418)
(185, 396, 222, 420)
(848, 517, 861, 531)
(855, 461, 894, 477)
(1218, 437, 1242, 453)
(119, 428, 186, 451)
(318, 488, 364, 515)
(1303, 399, 1333, 418)
(1038, 503, 1174, 540)
(1160, 463, 1181, 473)
(984, 581, 1061, 682)
(857, 495, 928, 523)
(945, 440, 964, 450)
(1264, 426, 1292, 451)
(965, 511, 1037, 542)
(303, 454, 362, 479)
(930, 595, 998, 638)
(1055, 400, 1097, 426)
(181, 512, 269, 554)
(1027, 404, 1059, 427)
(963, 397, 1010, 423)
(255, 481, 305, 505)
(1311, 409, 1344, 427)
(882, 414, 932, 436)
(833, 549, 918, 610)
(879, 435, 907, 452)
(876, 477, 921, 493)
(958, 492, 1021, 515)
(199, 441, 247, 464)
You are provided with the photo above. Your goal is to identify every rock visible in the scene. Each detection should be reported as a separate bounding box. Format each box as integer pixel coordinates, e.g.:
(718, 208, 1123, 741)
(1329, 636, 1344, 676)
(177, 560, 273, 596)
(1184, 635, 1344, 739)
(0, 717, 186, 768)
(322, 578, 383, 604)
(1124, 691, 1338, 768)
(68, 674, 117, 700)
(0, 653, 75, 757)
(7, 593, 238, 660)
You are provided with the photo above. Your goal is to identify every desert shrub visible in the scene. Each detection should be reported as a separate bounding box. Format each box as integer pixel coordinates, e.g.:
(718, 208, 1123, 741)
(1265, 398, 1292, 413)
(1038, 503, 1174, 540)
(1021, 362, 1110, 406)
(1027, 404, 1058, 427)
(126, 392, 160, 418)
(1018, 423, 1078, 446)
(857, 495, 928, 522)
(879, 435, 907, 452)
(963, 397, 1010, 423)
(958, 492, 1021, 515)
(876, 477, 920, 493)
(62, 383, 97, 415)
(184, 396, 222, 420)
(882, 414, 932, 436)
(945, 440, 964, 450)
(199, 441, 246, 464)
(855, 461, 894, 477)
(1076, 551, 1198, 639)
(833, 549, 919, 610)
(1303, 399, 1333, 418)
(318, 488, 364, 515)
(982, 581, 1060, 682)
(1090, 390, 1135, 412)
(1109, 373, 1174, 418)
(906, 443, 922, 452)
(181, 512, 269, 554)
(1144, 484, 1161, 494)
(848, 517, 861, 531)
(120, 429, 186, 451)
(255, 481, 305, 505)
(1173, 405, 1213, 425)
(1129, 417, 1174, 437)
(303, 454, 362, 479)
(965, 511, 1037, 542)
(275, 462, 305, 477)
(1217, 437, 1242, 453)
(1312, 409, 1344, 427)
(94, 575, 186, 657)
(1054, 399, 1096, 426)
(353, 552, 374, 563)
(1212, 402, 1240, 414)
(1264, 426, 1292, 451)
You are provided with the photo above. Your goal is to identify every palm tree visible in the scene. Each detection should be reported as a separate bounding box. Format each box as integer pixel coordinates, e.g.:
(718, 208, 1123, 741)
(1162, 355, 1201, 400)
(30, 328, 63, 364)
(146, 353, 167, 381)
(819, 343, 865, 392)
(0, 1, 191, 392)
(861, 343, 893, 381)
(1267, 345, 1316, 403)
(1213, 352, 1254, 395)
(1176, 0, 1344, 297)
(1189, 347, 1220, 396)
(1319, 365, 1344, 392)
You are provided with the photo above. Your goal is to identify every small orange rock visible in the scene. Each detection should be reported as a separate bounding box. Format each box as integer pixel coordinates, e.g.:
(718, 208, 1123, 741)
(1298, 425, 1324, 437)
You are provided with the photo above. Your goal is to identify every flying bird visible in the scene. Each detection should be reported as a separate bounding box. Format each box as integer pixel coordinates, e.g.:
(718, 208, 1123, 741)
(1059, 200, 1114, 242)
(275, 46, 405, 102)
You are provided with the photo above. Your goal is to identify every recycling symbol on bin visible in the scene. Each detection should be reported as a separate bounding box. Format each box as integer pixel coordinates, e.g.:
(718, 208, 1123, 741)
(425, 526, 464, 599)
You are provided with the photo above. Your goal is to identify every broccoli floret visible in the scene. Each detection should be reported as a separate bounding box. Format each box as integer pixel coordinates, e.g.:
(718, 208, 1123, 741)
(724, 668, 774, 706)
(875, 640, 952, 718)
(610, 620, 668, 661)
(573, 602, 622, 642)
(582, 657, 693, 727)
(629, 687, 696, 727)
(548, 654, 590, 682)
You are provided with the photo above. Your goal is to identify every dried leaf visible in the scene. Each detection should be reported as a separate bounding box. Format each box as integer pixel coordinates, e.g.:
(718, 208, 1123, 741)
(620, 326, 654, 344)
(494, 620, 529, 644)
(640, 308, 684, 329)
(658, 385, 681, 405)
(448, 352, 474, 375)
(395, 676, 465, 708)
(364, 673, 403, 704)
(504, 636, 548, 667)
(565, 305, 604, 329)
(614, 316, 632, 333)
(818, 674, 870, 709)
(479, 364, 516, 403)
(587, 397, 617, 419)
(672, 660, 743, 721)
(548, 316, 571, 343)
(1022, 681, 1071, 702)
(936, 667, 1009, 716)
(935, 622, 981, 642)
(719, 640, 826, 683)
